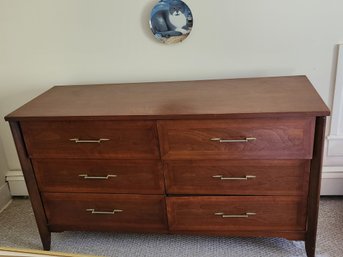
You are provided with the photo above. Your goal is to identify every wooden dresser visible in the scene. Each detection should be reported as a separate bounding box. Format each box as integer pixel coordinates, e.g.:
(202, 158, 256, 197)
(5, 76, 330, 257)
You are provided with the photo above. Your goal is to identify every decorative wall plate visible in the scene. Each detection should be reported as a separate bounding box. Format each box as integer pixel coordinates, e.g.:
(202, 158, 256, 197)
(149, 0, 193, 44)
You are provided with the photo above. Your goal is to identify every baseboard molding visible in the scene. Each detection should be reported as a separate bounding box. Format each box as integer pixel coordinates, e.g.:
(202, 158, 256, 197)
(322, 166, 343, 173)
(5, 168, 343, 196)
(0, 183, 12, 213)
(5, 170, 28, 196)
(321, 166, 343, 195)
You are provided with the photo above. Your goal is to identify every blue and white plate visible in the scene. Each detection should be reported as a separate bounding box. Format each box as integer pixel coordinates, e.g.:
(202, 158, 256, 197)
(149, 0, 193, 44)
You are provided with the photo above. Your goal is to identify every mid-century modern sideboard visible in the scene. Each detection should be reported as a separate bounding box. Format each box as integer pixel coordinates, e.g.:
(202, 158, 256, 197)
(5, 76, 330, 257)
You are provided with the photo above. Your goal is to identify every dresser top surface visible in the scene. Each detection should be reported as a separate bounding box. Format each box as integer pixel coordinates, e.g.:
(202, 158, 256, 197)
(5, 76, 330, 121)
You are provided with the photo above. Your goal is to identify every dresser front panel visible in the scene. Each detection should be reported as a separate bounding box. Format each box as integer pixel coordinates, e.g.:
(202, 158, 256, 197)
(43, 193, 168, 231)
(158, 118, 315, 160)
(33, 159, 164, 194)
(167, 196, 307, 232)
(164, 160, 310, 195)
(21, 121, 160, 159)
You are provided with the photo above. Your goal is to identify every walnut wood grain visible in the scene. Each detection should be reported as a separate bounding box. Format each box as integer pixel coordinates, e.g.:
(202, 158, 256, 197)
(158, 118, 315, 160)
(5, 76, 329, 121)
(33, 160, 165, 194)
(43, 193, 168, 232)
(21, 120, 160, 159)
(169, 230, 306, 241)
(166, 196, 307, 232)
(164, 160, 310, 196)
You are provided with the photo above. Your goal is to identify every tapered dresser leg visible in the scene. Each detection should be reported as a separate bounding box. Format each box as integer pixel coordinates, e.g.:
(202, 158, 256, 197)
(9, 121, 51, 250)
(305, 239, 315, 257)
(42, 233, 51, 251)
(305, 117, 326, 257)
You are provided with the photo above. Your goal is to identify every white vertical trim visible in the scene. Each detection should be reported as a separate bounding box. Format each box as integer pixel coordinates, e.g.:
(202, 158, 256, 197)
(0, 183, 11, 213)
(327, 44, 343, 156)
(330, 45, 343, 135)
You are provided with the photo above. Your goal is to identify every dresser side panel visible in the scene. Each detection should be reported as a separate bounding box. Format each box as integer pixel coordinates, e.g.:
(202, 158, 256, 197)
(8, 121, 51, 250)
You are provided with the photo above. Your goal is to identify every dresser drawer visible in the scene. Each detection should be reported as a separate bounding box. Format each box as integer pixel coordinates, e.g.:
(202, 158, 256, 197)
(167, 196, 307, 232)
(164, 160, 310, 195)
(21, 121, 160, 159)
(158, 118, 315, 160)
(33, 160, 164, 194)
(43, 193, 168, 232)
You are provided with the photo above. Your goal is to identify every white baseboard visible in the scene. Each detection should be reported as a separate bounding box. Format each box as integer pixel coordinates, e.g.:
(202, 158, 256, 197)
(5, 171, 28, 196)
(0, 183, 12, 213)
(5, 168, 343, 196)
(321, 166, 343, 195)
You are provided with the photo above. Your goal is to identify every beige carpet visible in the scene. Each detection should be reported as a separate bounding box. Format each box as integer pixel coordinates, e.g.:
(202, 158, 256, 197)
(0, 197, 342, 257)
(0, 247, 100, 257)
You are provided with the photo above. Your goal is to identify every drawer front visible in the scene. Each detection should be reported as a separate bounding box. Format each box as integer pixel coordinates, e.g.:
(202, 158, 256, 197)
(33, 160, 164, 194)
(43, 193, 168, 231)
(167, 196, 307, 232)
(158, 118, 315, 160)
(21, 121, 160, 159)
(164, 160, 310, 195)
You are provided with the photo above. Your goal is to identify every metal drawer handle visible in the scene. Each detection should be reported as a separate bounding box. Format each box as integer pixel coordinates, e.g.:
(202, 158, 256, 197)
(212, 175, 256, 180)
(79, 174, 117, 180)
(69, 138, 110, 143)
(215, 212, 256, 218)
(210, 137, 256, 143)
(86, 209, 123, 215)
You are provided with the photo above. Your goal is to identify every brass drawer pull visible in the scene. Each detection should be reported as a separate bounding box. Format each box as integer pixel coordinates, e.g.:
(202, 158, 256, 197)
(69, 138, 110, 143)
(86, 209, 123, 215)
(215, 212, 256, 218)
(212, 175, 256, 180)
(79, 174, 117, 180)
(210, 137, 256, 143)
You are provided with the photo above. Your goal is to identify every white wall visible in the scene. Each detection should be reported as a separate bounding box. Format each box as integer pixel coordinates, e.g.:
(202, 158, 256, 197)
(0, 0, 343, 175)
(0, 137, 8, 185)
(0, 135, 11, 210)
